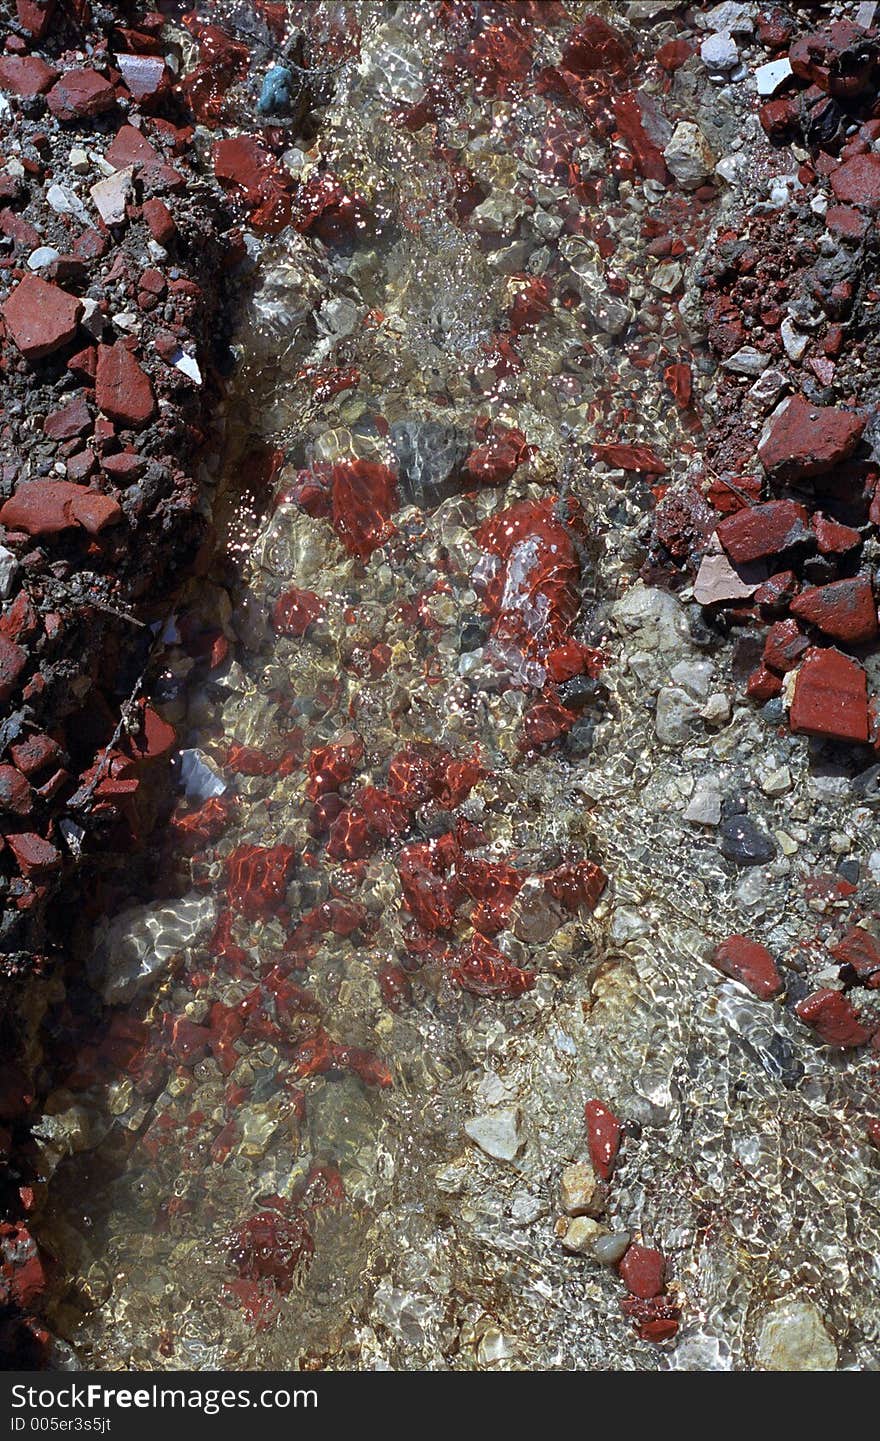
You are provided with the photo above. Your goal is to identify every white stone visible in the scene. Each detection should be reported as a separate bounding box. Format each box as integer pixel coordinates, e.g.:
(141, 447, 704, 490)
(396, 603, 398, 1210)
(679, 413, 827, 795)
(761, 765, 792, 796)
(781, 316, 809, 362)
(693, 549, 758, 606)
(46, 182, 89, 223)
(755, 57, 794, 96)
(723, 345, 769, 376)
(96, 892, 218, 1004)
(90, 166, 132, 226)
(464, 1108, 524, 1162)
(671, 659, 714, 701)
(664, 122, 716, 191)
(178, 747, 226, 801)
(701, 31, 739, 73)
(702, 692, 731, 725)
(700, 2, 754, 33)
(26, 246, 60, 270)
(69, 147, 90, 174)
(684, 777, 722, 826)
(755, 1298, 837, 1371)
(0, 544, 18, 598)
(749, 367, 789, 411)
(556, 1215, 609, 1256)
(857, 2, 877, 30)
(172, 348, 202, 384)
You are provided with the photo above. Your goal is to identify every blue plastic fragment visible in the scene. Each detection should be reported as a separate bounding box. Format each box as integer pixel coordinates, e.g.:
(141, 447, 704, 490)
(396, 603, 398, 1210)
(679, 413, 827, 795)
(257, 65, 294, 115)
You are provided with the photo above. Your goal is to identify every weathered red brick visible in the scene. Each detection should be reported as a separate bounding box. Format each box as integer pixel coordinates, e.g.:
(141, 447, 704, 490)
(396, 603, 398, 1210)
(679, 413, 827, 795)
(790, 646, 868, 743)
(830, 925, 880, 988)
(0, 481, 122, 537)
(2, 276, 82, 361)
(47, 69, 116, 121)
(831, 151, 880, 209)
(810, 512, 862, 554)
(0, 638, 27, 703)
(0, 55, 57, 96)
(764, 618, 809, 673)
(0, 766, 32, 817)
(6, 832, 60, 879)
(716, 500, 810, 564)
(619, 1244, 665, 1299)
(790, 575, 878, 646)
(795, 988, 873, 1047)
(758, 394, 865, 481)
(95, 343, 155, 428)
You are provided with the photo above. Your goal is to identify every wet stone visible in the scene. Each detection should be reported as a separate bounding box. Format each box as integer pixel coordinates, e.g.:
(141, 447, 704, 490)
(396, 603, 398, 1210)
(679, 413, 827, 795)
(755, 1298, 838, 1371)
(719, 814, 776, 866)
(464, 1109, 524, 1162)
(389, 420, 469, 508)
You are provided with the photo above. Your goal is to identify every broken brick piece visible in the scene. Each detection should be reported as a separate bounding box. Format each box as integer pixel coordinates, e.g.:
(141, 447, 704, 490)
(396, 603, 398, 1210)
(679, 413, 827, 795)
(47, 69, 116, 121)
(755, 570, 799, 613)
(747, 664, 783, 702)
(790, 575, 878, 646)
(0, 55, 57, 96)
(790, 646, 868, 743)
(716, 500, 810, 564)
(711, 935, 783, 999)
(0, 766, 32, 817)
(758, 394, 864, 482)
(2, 276, 82, 361)
(0, 637, 27, 703)
(95, 343, 155, 428)
(830, 925, 880, 988)
(764, 619, 809, 673)
(795, 988, 873, 1047)
(831, 151, 880, 210)
(811, 512, 862, 555)
(6, 832, 61, 879)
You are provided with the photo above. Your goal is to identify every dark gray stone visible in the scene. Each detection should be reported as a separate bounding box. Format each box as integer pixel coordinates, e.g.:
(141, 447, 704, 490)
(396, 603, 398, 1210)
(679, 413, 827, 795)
(719, 813, 775, 866)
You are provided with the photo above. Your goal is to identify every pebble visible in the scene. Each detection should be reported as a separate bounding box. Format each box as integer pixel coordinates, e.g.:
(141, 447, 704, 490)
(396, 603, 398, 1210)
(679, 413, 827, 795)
(655, 686, 701, 743)
(722, 345, 770, 376)
(0, 546, 18, 599)
(663, 122, 716, 191)
(754, 1298, 837, 1371)
(555, 1216, 609, 1256)
(701, 693, 731, 725)
(464, 1108, 524, 1162)
(719, 814, 776, 866)
(701, 31, 740, 74)
(761, 765, 792, 796)
(592, 1231, 631, 1265)
(684, 777, 722, 825)
(559, 1161, 604, 1217)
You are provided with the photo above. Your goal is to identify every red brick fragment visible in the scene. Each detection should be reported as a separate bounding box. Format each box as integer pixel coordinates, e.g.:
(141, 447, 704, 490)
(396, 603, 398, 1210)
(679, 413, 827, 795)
(826, 205, 869, 242)
(2, 275, 81, 361)
(10, 735, 62, 777)
(790, 575, 878, 646)
(790, 646, 868, 743)
(764, 618, 808, 673)
(711, 935, 783, 999)
(142, 197, 176, 245)
(0, 766, 31, 817)
(831, 151, 880, 210)
(758, 394, 864, 482)
(830, 926, 880, 988)
(43, 394, 91, 441)
(584, 1098, 621, 1180)
(755, 570, 799, 613)
(619, 1244, 665, 1299)
(6, 832, 60, 878)
(747, 664, 783, 702)
(95, 343, 155, 428)
(593, 442, 667, 473)
(272, 587, 324, 636)
(0, 56, 57, 96)
(47, 69, 115, 121)
(795, 988, 873, 1047)
(716, 500, 809, 564)
(0, 481, 121, 537)
(810, 512, 861, 554)
(0, 637, 26, 703)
